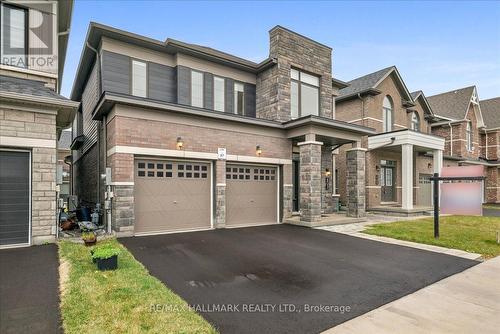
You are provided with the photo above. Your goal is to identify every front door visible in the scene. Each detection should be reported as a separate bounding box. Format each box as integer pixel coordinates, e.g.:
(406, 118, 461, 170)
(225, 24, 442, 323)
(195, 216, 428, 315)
(381, 162, 396, 202)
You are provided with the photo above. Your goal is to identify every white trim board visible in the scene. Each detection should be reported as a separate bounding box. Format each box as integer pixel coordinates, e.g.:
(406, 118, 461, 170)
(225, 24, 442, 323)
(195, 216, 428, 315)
(108, 146, 293, 165)
(0, 136, 56, 149)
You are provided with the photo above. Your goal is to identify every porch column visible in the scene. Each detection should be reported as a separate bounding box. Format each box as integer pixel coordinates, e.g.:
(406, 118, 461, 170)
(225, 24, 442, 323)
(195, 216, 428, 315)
(214, 159, 226, 228)
(298, 134, 323, 222)
(433, 149, 443, 175)
(402, 143, 414, 210)
(346, 147, 366, 217)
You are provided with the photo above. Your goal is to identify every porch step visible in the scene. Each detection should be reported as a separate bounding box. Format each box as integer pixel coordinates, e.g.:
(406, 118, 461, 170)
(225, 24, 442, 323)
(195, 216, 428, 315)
(368, 207, 434, 217)
(285, 214, 366, 228)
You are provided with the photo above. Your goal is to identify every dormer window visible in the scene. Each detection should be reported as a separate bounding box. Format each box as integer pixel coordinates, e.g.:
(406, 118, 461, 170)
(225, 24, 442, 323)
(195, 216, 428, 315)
(410, 112, 420, 132)
(291, 68, 319, 119)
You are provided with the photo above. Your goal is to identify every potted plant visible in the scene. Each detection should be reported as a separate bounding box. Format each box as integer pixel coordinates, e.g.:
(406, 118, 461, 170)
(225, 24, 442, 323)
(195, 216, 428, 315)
(82, 231, 97, 246)
(91, 245, 120, 271)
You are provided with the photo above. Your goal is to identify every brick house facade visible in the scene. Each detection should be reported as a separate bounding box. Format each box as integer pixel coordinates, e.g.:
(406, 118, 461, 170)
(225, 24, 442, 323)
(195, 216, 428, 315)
(71, 23, 374, 236)
(0, 1, 78, 247)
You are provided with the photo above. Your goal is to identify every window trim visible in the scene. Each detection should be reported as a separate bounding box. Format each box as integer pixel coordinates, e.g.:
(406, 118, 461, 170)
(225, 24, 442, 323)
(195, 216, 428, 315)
(1, 3, 29, 69)
(290, 67, 320, 119)
(190, 69, 204, 108)
(234, 81, 245, 115)
(130, 58, 148, 98)
(466, 121, 473, 152)
(410, 111, 420, 132)
(382, 95, 394, 132)
(213, 75, 225, 112)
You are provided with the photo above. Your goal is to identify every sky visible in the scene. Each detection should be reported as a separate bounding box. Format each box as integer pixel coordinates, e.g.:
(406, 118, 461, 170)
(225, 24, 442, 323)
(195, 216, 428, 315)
(61, 0, 500, 100)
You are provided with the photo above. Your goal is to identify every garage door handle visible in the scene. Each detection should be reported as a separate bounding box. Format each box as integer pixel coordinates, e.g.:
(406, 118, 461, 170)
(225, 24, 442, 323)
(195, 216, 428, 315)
(173, 201, 178, 204)
(250, 200, 254, 203)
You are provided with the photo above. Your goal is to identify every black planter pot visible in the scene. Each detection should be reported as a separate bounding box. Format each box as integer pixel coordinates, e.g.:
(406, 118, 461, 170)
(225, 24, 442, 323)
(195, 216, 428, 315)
(96, 255, 118, 271)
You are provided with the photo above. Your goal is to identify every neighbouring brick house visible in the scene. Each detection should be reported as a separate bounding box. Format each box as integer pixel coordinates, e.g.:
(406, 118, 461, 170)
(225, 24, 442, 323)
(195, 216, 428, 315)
(479, 97, 500, 203)
(428, 88, 499, 204)
(70, 23, 375, 236)
(334, 66, 445, 215)
(0, 1, 78, 247)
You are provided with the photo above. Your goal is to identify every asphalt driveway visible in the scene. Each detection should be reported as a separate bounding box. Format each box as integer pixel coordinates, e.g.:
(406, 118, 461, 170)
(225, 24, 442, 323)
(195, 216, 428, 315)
(121, 224, 477, 334)
(0, 244, 61, 334)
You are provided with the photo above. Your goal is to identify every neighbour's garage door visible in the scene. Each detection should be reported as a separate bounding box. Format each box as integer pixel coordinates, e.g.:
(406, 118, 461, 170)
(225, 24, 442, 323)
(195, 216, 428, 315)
(134, 160, 211, 234)
(0, 151, 30, 246)
(226, 164, 278, 227)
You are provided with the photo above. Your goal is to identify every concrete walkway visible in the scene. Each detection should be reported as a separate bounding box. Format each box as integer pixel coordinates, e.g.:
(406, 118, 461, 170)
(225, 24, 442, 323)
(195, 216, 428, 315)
(323, 256, 500, 334)
(318, 215, 482, 261)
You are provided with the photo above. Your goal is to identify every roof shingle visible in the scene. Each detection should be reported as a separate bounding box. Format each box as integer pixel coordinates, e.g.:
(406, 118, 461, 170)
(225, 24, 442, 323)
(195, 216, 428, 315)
(338, 66, 394, 98)
(427, 86, 475, 120)
(480, 97, 500, 129)
(0, 75, 71, 101)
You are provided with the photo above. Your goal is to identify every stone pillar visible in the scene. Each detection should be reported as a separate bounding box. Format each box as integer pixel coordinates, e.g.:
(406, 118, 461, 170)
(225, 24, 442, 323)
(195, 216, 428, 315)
(298, 135, 323, 222)
(111, 185, 135, 237)
(346, 147, 366, 217)
(282, 163, 293, 220)
(214, 159, 226, 228)
(402, 144, 414, 210)
(321, 146, 334, 213)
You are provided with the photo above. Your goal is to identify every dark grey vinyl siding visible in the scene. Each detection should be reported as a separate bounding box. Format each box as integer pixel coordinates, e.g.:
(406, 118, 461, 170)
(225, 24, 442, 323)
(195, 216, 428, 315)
(244, 83, 256, 118)
(177, 66, 191, 105)
(148, 63, 176, 103)
(101, 50, 130, 95)
(81, 61, 100, 155)
(203, 72, 213, 109)
(0, 151, 29, 245)
(225, 78, 234, 113)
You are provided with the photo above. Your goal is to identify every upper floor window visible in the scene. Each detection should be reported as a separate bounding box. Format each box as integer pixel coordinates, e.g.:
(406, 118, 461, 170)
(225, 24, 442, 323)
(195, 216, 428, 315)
(466, 121, 472, 151)
(410, 112, 420, 132)
(382, 96, 393, 132)
(1, 4, 27, 68)
(234, 82, 244, 115)
(191, 70, 204, 108)
(291, 68, 319, 119)
(131, 60, 147, 97)
(214, 76, 225, 112)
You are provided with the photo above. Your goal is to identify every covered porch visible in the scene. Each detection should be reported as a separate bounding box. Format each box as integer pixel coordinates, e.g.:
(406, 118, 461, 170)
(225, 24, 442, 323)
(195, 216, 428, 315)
(367, 129, 445, 214)
(283, 116, 376, 224)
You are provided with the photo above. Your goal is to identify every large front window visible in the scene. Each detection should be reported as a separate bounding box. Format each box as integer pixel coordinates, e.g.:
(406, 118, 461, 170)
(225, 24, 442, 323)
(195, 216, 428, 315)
(1, 4, 27, 68)
(383, 96, 393, 132)
(191, 70, 204, 108)
(466, 121, 472, 151)
(291, 69, 319, 119)
(131, 60, 147, 97)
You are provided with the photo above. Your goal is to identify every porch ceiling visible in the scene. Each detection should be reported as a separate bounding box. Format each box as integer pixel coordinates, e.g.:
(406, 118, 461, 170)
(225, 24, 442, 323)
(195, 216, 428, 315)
(368, 129, 445, 152)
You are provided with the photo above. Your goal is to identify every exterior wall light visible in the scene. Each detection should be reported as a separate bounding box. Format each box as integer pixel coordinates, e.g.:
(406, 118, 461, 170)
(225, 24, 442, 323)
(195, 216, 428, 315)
(325, 168, 331, 190)
(256, 145, 262, 156)
(176, 137, 184, 150)
(325, 168, 331, 177)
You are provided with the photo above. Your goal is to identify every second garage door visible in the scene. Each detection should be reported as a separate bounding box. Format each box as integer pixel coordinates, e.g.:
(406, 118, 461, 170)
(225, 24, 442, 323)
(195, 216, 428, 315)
(226, 164, 278, 227)
(134, 159, 211, 234)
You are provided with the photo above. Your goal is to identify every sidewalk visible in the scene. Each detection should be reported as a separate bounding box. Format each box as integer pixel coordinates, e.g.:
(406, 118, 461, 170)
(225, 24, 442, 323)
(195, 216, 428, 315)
(323, 256, 500, 334)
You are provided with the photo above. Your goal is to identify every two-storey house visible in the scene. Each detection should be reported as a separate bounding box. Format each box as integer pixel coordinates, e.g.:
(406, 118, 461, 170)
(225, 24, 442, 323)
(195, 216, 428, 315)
(480, 97, 500, 203)
(70, 23, 375, 236)
(0, 0, 78, 247)
(334, 66, 445, 215)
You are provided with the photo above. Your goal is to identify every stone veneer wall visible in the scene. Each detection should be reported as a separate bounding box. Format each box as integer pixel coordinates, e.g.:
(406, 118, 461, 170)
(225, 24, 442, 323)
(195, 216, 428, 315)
(256, 26, 333, 122)
(346, 148, 366, 217)
(0, 108, 57, 244)
(321, 146, 334, 213)
(299, 142, 322, 222)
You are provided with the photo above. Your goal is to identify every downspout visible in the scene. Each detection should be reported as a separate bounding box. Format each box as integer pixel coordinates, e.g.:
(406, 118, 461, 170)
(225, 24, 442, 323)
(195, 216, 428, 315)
(450, 123, 454, 155)
(85, 42, 102, 206)
(357, 93, 365, 127)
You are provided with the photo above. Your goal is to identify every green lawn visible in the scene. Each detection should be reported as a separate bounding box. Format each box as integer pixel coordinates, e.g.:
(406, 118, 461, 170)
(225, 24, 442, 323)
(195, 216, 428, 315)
(363, 216, 500, 258)
(59, 239, 217, 334)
